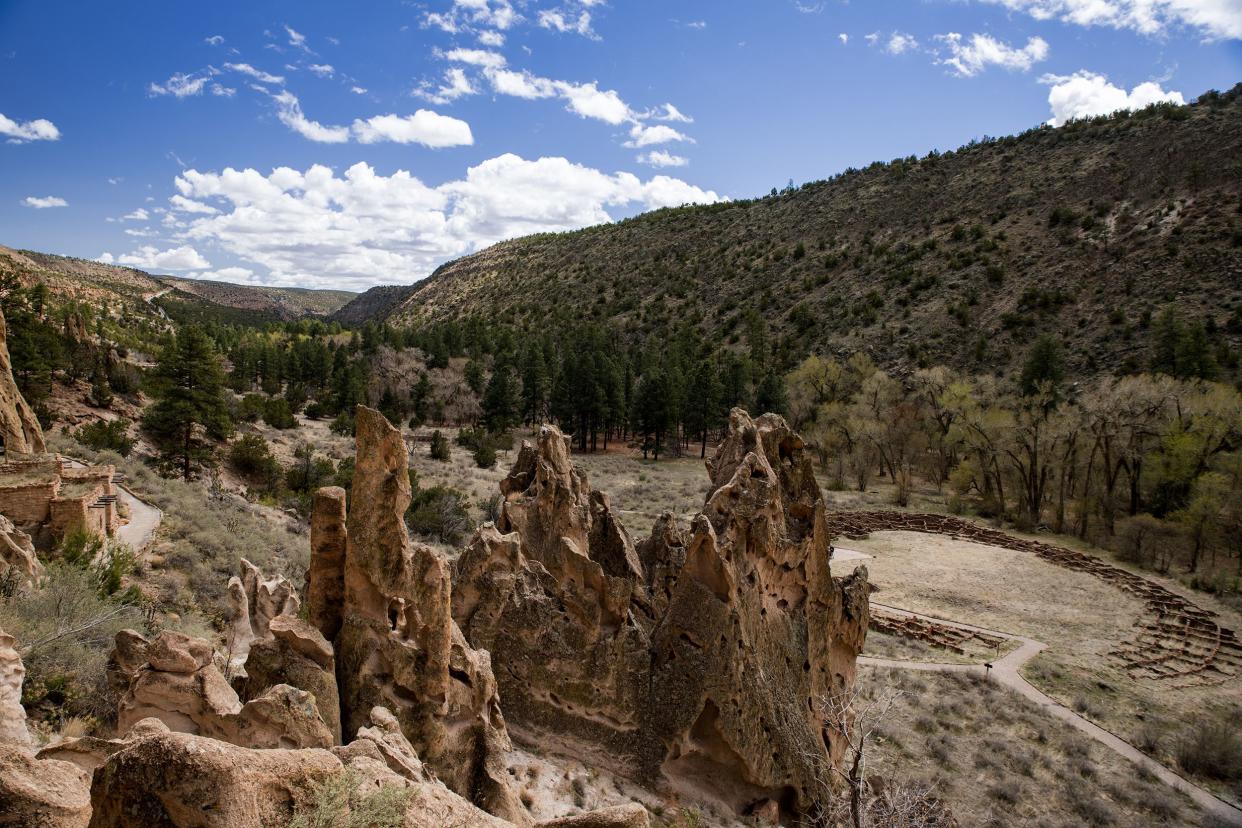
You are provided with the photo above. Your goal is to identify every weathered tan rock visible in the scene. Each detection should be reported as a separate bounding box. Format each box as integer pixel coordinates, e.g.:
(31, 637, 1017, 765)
(238, 615, 340, 743)
(110, 629, 332, 751)
(0, 743, 91, 827)
(0, 629, 31, 750)
(536, 804, 651, 828)
(0, 516, 41, 588)
(0, 309, 45, 456)
(454, 411, 870, 821)
(86, 723, 511, 828)
(226, 558, 300, 676)
(307, 485, 347, 641)
(319, 406, 529, 825)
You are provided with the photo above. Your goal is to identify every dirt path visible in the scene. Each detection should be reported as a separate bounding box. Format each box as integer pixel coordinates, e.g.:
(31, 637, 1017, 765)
(63, 459, 162, 551)
(861, 603, 1242, 825)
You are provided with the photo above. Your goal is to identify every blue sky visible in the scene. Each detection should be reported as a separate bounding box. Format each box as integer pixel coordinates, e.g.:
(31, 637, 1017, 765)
(2, 0, 1240, 291)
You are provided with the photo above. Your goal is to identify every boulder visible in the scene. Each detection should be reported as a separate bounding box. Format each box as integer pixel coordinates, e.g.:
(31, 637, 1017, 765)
(237, 615, 340, 743)
(110, 630, 332, 751)
(0, 743, 91, 827)
(225, 559, 300, 678)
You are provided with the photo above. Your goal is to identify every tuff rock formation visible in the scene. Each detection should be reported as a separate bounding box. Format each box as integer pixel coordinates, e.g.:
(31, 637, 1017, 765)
(306, 485, 347, 641)
(0, 515, 42, 587)
(453, 410, 870, 821)
(109, 629, 333, 751)
(0, 743, 91, 827)
(0, 309, 45, 456)
(314, 406, 529, 824)
(225, 558, 300, 677)
(0, 629, 31, 750)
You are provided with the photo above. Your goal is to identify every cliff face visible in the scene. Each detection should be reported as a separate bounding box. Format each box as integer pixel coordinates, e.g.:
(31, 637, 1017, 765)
(0, 309, 45, 455)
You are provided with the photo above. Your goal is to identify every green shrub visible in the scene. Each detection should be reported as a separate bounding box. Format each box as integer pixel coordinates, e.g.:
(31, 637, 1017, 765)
(289, 768, 413, 828)
(329, 410, 355, 436)
(1176, 715, 1242, 781)
(75, 419, 134, 457)
(429, 430, 450, 462)
(407, 485, 470, 544)
(473, 442, 497, 469)
(262, 398, 297, 429)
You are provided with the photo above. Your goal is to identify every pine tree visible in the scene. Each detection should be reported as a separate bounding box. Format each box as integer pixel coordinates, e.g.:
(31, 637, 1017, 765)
(685, 360, 723, 458)
(1020, 335, 1065, 399)
(754, 371, 789, 417)
(142, 326, 233, 480)
(482, 362, 521, 432)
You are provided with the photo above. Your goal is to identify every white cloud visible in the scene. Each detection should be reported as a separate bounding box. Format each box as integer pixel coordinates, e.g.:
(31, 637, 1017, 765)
(638, 150, 688, 168)
(269, 90, 350, 142)
(976, 0, 1242, 39)
(414, 67, 477, 105)
(557, 81, 629, 123)
(687, 20, 707, 29)
(624, 123, 693, 148)
(441, 47, 507, 68)
(170, 156, 721, 289)
(865, 32, 880, 45)
(936, 33, 1049, 76)
(308, 63, 335, 77)
(22, 196, 67, 209)
(351, 86, 368, 95)
(478, 30, 505, 46)
(285, 25, 312, 53)
(211, 84, 236, 97)
(886, 32, 919, 54)
(352, 111, 474, 147)
(199, 266, 256, 283)
(0, 113, 60, 143)
(116, 245, 211, 271)
(838, 33, 849, 44)
(649, 103, 693, 123)
(1041, 71, 1185, 125)
(96, 253, 115, 264)
(122, 208, 150, 220)
(169, 194, 219, 214)
(428, 0, 520, 34)
(224, 63, 285, 85)
(486, 68, 557, 98)
(794, 2, 824, 11)
(205, 35, 224, 46)
(148, 71, 213, 98)
(538, 9, 598, 38)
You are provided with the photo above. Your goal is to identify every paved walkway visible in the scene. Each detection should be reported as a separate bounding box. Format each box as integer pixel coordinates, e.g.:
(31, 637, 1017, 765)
(861, 603, 1242, 825)
(63, 458, 161, 552)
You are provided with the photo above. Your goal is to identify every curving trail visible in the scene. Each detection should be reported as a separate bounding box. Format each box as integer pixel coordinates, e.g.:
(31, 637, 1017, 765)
(860, 602, 1242, 825)
(63, 458, 162, 551)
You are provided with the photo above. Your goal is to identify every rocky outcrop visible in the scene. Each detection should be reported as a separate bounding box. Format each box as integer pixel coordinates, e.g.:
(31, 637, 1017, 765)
(307, 486, 347, 642)
(85, 713, 512, 828)
(0, 515, 42, 587)
(314, 406, 529, 824)
(0, 629, 31, 750)
(226, 558, 300, 677)
(454, 411, 870, 821)
(0, 309, 45, 456)
(109, 629, 333, 751)
(237, 615, 341, 743)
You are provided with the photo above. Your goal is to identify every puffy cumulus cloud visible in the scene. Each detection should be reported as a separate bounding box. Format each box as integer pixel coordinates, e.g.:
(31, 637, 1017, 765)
(478, 30, 505, 46)
(169, 156, 721, 289)
(637, 150, 688, 168)
(557, 81, 629, 124)
(936, 33, 1049, 76)
(441, 47, 508, 68)
(351, 111, 474, 147)
(977, 0, 1242, 39)
(122, 208, 150, 220)
(624, 123, 693, 148)
(115, 244, 212, 271)
(308, 63, 335, 77)
(22, 196, 67, 209)
(199, 266, 256, 283)
(1041, 71, 1184, 125)
(1, 113, 60, 143)
(169, 194, 219, 214)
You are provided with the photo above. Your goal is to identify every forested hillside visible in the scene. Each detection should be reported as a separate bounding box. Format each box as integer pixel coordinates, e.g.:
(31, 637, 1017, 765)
(350, 86, 1242, 382)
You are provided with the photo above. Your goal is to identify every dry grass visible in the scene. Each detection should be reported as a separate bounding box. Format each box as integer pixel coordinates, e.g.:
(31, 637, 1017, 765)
(861, 666, 1202, 827)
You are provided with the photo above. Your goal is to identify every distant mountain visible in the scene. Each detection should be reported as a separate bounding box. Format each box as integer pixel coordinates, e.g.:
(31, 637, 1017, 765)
(329, 283, 417, 326)
(0, 246, 355, 323)
(365, 85, 1242, 379)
